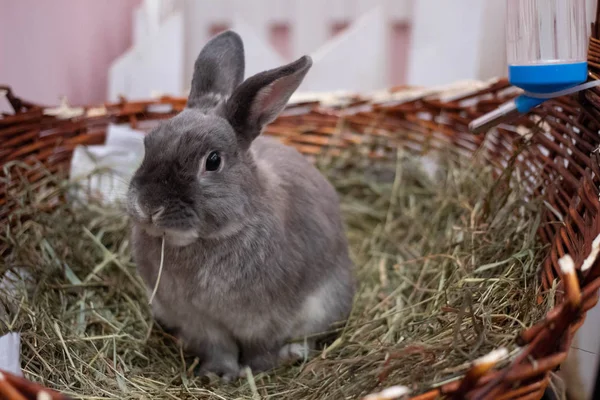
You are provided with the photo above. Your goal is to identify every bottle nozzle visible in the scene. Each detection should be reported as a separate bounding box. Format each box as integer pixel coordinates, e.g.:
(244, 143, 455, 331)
(469, 101, 521, 134)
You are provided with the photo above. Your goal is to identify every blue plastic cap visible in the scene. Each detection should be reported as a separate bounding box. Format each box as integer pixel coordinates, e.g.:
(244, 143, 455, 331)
(509, 61, 588, 113)
(509, 62, 588, 93)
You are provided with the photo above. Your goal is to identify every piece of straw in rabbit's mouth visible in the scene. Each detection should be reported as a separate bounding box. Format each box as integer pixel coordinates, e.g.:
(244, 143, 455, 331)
(148, 235, 166, 305)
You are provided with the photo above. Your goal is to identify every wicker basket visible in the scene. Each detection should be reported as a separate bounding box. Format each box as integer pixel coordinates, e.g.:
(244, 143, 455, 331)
(4, 14, 600, 400)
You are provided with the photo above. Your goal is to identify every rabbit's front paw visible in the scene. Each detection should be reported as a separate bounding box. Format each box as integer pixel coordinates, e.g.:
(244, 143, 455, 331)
(241, 341, 314, 373)
(278, 342, 311, 363)
(197, 357, 240, 383)
(240, 345, 280, 373)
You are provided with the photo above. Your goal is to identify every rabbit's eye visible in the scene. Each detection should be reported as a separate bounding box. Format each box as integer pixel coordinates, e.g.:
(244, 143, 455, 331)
(205, 151, 221, 171)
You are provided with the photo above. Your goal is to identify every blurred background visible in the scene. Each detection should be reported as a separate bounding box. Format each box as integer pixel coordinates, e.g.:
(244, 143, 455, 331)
(2, 0, 600, 397)
(1, 0, 515, 105)
(3, 0, 598, 105)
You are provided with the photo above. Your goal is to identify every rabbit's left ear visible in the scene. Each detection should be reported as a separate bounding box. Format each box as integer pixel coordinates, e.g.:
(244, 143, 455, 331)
(225, 56, 312, 148)
(187, 30, 245, 110)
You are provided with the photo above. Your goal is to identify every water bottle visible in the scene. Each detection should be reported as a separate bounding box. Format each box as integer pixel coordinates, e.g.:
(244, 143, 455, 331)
(470, 0, 588, 133)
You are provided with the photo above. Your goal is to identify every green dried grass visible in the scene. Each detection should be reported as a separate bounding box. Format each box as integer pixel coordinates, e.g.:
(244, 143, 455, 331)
(0, 145, 551, 399)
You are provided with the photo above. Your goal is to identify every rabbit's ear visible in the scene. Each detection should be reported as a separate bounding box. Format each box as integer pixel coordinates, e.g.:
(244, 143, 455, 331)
(187, 30, 245, 110)
(225, 56, 312, 148)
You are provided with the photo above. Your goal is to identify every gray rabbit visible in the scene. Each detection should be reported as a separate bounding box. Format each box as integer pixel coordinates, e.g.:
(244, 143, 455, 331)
(126, 30, 355, 380)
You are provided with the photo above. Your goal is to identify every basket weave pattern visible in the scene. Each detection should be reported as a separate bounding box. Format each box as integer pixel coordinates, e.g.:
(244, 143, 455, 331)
(3, 17, 600, 400)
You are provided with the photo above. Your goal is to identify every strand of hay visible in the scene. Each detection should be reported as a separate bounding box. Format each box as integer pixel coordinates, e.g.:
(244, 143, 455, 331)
(0, 145, 551, 399)
(148, 236, 165, 306)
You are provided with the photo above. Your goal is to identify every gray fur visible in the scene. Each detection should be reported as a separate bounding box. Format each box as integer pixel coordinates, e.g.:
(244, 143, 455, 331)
(127, 30, 355, 379)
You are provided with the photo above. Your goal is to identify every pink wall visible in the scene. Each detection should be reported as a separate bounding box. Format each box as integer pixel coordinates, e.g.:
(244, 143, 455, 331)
(0, 0, 141, 107)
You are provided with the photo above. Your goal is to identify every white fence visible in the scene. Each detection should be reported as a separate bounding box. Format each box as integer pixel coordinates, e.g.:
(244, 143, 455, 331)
(108, 0, 597, 99)
(108, 0, 516, 100)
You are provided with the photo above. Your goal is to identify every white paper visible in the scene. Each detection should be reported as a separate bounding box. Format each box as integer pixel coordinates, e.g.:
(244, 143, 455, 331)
(0, 270, 28, 377)
(0, 333, 22, 377)
(69, 124, 145, 205)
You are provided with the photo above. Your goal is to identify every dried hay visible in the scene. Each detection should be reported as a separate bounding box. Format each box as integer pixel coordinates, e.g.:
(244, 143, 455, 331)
(0, 144, 551, 399)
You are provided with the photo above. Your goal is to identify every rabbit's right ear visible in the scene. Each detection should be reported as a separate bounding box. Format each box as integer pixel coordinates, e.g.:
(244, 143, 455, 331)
(225, 56, 312, 148)
(187, 30, 245, 110)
